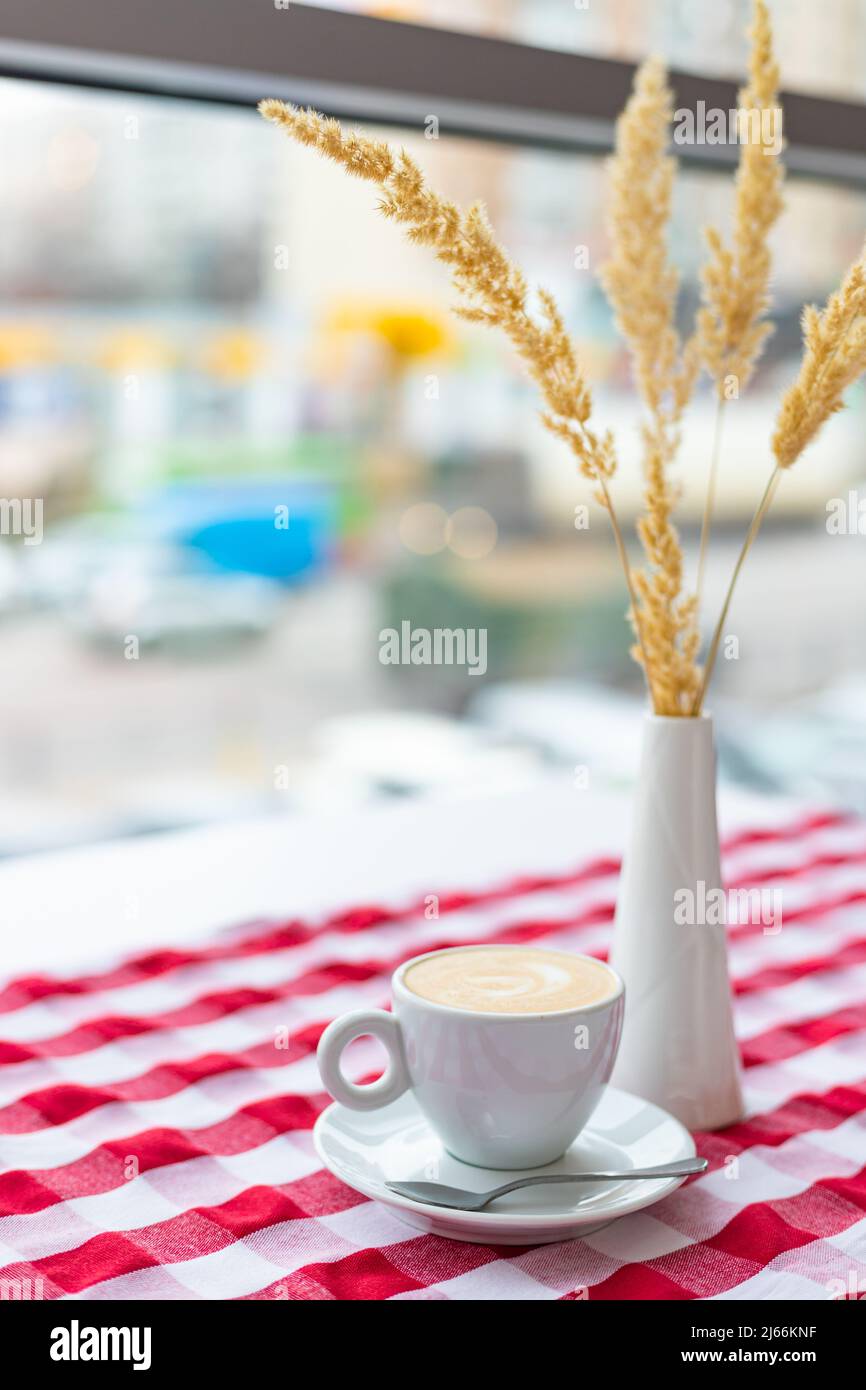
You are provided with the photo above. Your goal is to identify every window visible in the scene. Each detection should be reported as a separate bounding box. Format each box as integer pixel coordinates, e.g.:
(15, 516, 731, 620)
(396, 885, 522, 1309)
(1, 6, 865, 846)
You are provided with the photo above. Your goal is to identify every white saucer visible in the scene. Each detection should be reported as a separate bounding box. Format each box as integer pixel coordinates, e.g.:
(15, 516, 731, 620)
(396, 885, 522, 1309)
(313, 1085, 695, 1245)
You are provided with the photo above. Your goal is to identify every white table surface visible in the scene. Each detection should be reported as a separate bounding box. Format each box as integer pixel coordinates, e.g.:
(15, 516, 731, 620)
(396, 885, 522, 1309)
(0, 774, 810, 979)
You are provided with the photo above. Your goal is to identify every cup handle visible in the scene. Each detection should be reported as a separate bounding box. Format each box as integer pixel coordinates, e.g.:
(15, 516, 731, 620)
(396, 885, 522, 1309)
(317, 1009, 411, 1111)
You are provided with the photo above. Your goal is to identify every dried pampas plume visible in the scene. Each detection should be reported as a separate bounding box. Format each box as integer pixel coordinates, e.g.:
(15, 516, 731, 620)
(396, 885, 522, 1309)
(261, 0, 866, 720)
(599, 57, 700, 716)
(692, 0, 784, 609)
(600, 58, 695, 426)
(697, 0, 784, 399)
(772, 249, 866, 469)
(259, 97, 655, 700)
(258, 101, 614, 491)
(696, 242, 866, 711)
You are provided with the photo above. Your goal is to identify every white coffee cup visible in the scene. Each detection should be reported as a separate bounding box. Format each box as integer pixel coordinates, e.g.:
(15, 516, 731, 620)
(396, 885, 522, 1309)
(317, 945, 625, 1169)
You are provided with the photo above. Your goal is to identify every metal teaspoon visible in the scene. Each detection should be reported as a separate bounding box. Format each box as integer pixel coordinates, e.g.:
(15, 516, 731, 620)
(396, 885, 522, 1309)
(386, 1156, 707, 1211)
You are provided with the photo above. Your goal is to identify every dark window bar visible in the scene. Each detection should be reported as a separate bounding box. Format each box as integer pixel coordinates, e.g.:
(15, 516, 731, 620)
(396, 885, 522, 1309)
(0, 0, 865, 184)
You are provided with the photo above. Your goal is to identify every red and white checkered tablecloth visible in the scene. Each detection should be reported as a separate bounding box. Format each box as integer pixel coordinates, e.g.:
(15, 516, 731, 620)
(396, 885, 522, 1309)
(1, 807, 865, 1301)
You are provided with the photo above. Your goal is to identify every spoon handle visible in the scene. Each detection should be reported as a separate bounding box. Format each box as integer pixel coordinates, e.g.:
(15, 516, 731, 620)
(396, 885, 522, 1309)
(387, 1156, 707, 1210)
(487, 1155, 706, 1203)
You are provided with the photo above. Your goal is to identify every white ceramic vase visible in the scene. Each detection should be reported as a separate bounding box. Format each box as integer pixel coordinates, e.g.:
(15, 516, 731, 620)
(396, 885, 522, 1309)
(609, 713, 744, 1131)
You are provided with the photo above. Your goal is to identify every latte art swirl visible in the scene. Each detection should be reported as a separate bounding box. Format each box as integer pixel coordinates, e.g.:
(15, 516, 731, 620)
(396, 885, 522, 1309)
(403, 946, 617, 1014)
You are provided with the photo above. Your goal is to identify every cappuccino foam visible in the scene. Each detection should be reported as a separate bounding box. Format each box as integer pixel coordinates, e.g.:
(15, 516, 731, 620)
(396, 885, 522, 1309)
(403, 946, 617, 1015)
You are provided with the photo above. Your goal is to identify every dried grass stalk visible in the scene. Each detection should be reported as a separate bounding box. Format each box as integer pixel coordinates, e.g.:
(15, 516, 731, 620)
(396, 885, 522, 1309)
(695, 240, 866, 710)
(599, 59, 700, 716)
(261, 0, 866, 722)
(693, 0, 785, 609)
(697, 0, 784, 400)
(259, 97, 656, 696)
(772, 248, 866, 469)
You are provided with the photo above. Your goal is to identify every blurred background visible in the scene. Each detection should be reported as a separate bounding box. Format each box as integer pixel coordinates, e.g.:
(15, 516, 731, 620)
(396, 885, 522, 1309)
(1, 0, 866, 853)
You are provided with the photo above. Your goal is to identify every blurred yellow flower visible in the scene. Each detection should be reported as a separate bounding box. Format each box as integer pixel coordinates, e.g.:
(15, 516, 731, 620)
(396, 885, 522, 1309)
(100, 329, 174, 372)
(0, 324, 55, 371)
(202, 329, 267, 381)
(326, 301, 454, 362)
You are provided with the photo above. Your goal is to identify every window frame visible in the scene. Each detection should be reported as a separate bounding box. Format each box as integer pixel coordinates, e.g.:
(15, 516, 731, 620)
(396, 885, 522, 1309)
(0, 1, 865, 185)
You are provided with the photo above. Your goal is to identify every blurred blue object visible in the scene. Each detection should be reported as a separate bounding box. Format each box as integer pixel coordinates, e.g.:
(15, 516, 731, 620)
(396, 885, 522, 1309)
(144, 479, 336, 583)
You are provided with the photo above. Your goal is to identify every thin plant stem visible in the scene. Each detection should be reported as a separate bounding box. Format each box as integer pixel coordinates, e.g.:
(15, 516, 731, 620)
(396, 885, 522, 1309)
(693, 465, 781, 714)
(696, 297, 861, 716)
(695, 394, 726, 614)
(597, 474, 657, 712)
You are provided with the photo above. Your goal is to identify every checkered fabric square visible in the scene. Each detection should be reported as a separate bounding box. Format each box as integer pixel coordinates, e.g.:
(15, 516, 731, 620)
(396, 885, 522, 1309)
(1, 810, 864, 1300)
